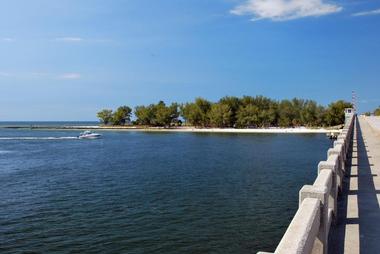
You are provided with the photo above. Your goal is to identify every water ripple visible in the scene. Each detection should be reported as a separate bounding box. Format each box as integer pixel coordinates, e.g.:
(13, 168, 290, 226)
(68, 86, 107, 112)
(0, 129, 331, 253)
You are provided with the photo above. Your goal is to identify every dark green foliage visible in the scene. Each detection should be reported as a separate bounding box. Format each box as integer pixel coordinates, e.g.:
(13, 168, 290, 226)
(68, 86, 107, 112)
(181, 98, 212, 127)
(152, 101, 170, 126)
(97, 97, 352, 128)
(135, 101, 179, 127)
(236, 96, 278, 128)
(300, 100, 323, 127)
(278, 100, 295, 127)
(374, 107, 380, 116)
(134, 105, 155, 125)
(209, 103, 233, 128)
(324, 100, 353, 126)
(218, 96, 241, 127)
(112, 106, 132, 125)
(236, 104, 260, 128)
(97, 109, 113, 125)
(152, 101, 179, 126)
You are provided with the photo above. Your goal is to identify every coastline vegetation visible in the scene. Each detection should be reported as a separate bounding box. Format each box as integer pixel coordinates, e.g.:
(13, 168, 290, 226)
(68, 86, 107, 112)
(363, 106, 380, 117)
(97, 96, 352, 128)
(375, 107, 380, 116)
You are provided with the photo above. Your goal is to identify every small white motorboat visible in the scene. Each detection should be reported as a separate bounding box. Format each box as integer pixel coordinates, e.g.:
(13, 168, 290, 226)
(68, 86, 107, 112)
(78, 130, 102, 139)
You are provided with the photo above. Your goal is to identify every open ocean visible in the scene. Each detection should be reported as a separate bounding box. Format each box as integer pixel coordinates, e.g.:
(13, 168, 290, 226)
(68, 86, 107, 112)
(0, 122, 332, 253)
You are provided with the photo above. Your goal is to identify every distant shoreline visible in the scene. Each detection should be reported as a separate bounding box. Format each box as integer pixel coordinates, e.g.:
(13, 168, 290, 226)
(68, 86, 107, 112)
(1, 125, 342, 134)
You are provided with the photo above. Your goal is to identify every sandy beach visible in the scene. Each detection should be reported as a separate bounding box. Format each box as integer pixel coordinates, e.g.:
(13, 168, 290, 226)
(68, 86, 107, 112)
(2, 125, 341, 134)
(105, 127, 341, 134)
(155, 128, 340, 134)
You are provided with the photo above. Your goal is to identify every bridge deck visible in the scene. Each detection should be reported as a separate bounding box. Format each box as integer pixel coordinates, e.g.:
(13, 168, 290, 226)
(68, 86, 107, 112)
(329, 116, 380, 254)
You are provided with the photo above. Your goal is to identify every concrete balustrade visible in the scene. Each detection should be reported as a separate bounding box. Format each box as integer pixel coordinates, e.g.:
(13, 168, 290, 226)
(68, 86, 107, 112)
(328, 145, 345, 176)
(299, 184, 329, 254)
(275, 198, 321, 254)
(333, 139, 346, 160)
(318, 154, 339, 221)
(258, 111, 355, 254)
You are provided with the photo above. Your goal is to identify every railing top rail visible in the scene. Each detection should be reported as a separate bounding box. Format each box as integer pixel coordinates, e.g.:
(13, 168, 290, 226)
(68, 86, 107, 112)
(257, 114, 356, 254)
(275, 198, 321, 254)
(313, 169, 332, 190)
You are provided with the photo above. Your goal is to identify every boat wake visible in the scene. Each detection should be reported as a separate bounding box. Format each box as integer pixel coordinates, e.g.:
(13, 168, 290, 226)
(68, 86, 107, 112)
(0, 137, 79, 140)
(0, 150, 14, 154)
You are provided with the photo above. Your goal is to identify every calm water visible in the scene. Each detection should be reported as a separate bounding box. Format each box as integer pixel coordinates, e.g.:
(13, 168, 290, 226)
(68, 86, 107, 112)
(0, 126, 332, 253)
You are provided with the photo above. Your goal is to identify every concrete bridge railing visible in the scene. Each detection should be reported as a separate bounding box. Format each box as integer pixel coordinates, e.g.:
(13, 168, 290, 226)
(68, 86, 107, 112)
(258, 113, 356, 254)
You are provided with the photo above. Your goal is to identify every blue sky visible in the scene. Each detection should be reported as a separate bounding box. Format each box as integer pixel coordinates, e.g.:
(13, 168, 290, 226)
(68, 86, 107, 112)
(0, 0, 379, 120)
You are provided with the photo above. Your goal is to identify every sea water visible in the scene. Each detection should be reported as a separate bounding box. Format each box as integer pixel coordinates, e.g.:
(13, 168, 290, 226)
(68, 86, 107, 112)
(0, 125, 331, 253)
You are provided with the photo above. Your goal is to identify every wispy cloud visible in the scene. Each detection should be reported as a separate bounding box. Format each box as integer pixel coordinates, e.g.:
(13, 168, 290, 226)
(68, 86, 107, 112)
(55, 37, 84, 42)
(0, 71, 83, 80)
(0, 72, 11, 77)
(359, 99, 380, 104)
(1, 38, 14, 42)
(54, 37, 114, 43)
(58, 73, 82, 80)
(352, 8, 380, 17)
(30, 72, 51, 78)
(231, 0, 342, 21)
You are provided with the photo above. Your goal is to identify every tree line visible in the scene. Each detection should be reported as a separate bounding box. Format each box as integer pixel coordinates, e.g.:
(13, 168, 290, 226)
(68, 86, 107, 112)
(97, 96, 352, 128)
(364, 106, 380, 116)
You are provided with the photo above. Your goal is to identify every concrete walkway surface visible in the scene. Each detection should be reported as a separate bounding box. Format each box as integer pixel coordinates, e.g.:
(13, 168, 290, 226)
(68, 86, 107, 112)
(329, 116, 380, 254)
(364, 116, 380, 132)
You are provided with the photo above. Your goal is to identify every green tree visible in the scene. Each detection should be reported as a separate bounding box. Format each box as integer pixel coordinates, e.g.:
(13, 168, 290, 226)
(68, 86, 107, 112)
(134, 105, 155, 125)
(261, 102, 278, 127)
(315, 105, 327, 127)
(300, 100, 319, 127)
(181, 98, 211, 127)
(112, 106, 132, 125)
(153, 101, 170, 126)
(97, 109, 113, 125)
(290, 98, 305, 126)
(236, 104, 261, 128)
(374, 106, 380, 116)
(209, 103, 232, 127)
(134, 101, 179, 127)
(153, 101, 179, 127)
(325, 100, 352, 126)
(97, 96, 353, 128)
(181, 103, 202, 126)
(278, 100, 295, 127)
(218, 96, 241, 127)
(168, 103, 180, 126)
(238, 95, 279, 127)
(255, 96, 278, 127)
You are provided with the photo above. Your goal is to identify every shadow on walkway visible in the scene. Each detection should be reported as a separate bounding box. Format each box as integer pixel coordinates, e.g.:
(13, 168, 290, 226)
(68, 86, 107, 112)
(329, 119, 380, 254)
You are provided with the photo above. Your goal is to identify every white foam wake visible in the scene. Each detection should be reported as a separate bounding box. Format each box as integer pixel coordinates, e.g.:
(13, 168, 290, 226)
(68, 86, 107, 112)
(0, 137, 79, 140)
(0, 150, 14, 154)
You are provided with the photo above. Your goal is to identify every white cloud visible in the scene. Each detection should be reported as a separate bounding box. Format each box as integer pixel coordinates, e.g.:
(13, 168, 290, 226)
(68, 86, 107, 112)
(352, 8, 380, 17)
(1, 38, 14, 42)
(231, 0, 342, 21)
(0, 72, 11, 77)
(58, 73, 82, 80)
(55, 37, 83, 42)
(30, 72, 51, 78)
(54, 37, 114, 43)
(0, 72, 83, 80)
(359, 99, 380, 104)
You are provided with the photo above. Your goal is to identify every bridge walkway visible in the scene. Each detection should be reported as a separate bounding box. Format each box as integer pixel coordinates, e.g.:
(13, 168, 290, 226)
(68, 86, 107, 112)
(329, 116, 380, 254)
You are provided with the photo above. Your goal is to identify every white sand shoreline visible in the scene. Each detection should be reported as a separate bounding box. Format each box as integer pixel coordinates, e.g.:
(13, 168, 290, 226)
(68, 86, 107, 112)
(5, 125, 341, 134)
(107, 127, 340, 134)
